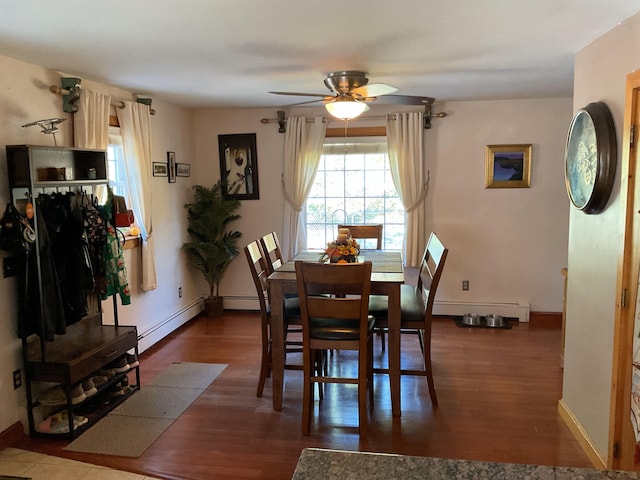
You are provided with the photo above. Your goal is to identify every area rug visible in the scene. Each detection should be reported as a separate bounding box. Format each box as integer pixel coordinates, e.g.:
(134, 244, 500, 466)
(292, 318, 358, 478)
(64, 362, 226, 457)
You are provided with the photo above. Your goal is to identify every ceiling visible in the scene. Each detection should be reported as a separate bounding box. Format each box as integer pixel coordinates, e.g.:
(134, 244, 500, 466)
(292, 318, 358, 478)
(1, 1, 640, 110)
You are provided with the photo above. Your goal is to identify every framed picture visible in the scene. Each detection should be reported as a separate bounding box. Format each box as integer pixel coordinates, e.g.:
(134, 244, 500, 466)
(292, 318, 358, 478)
(218, 133, 259, 199)
(167, 151, 176, 183)
(485, 144, 531, 188)
(152, 162, 168, 177)
(176, 163, 191, 177)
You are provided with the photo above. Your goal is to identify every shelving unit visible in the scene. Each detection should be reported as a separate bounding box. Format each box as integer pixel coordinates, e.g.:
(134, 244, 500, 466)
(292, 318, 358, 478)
(5, 144, 140, 438)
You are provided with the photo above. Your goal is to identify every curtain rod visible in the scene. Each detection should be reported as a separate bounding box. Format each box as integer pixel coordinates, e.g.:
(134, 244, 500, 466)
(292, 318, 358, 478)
(260, 112, 447, 124)
(49, 85, 157, 115)
(260, 110, 447, 132)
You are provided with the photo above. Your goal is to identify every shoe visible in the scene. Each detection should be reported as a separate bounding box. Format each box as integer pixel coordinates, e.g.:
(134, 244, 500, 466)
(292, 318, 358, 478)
(39, 383, 86, 406)
(37, 411, 87, 434)
(109, 378, 131, 398)
(82, 377, 97, 397)
(126, 352, 139, 369)
(39, 385, 66, 406)
(98, 366, 116, 378)
(91, 375, 109, 388)
(106, 355, 130, 373)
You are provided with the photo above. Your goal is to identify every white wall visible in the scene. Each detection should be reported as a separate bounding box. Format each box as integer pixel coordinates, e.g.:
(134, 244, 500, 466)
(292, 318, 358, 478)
(0, 54, 196, 434)
(193, 100, 573, 316)
(427, 98, 572, 314)
(561, 12, 640, 464)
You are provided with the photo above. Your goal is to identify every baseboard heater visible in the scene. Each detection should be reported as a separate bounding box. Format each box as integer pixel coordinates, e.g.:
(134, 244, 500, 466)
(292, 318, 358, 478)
(228, 297, 530, 322)
(433, 301, 530, 322)
(137, 298, 204, 353)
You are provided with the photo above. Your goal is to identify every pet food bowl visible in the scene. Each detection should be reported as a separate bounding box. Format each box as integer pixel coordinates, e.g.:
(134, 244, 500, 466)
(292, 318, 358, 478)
(485, 314, 505, 328)
(461, 313, 482, 326)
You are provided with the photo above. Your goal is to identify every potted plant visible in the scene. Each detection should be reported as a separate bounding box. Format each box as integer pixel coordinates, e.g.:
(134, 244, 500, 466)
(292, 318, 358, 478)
(182, 181, 242, 318)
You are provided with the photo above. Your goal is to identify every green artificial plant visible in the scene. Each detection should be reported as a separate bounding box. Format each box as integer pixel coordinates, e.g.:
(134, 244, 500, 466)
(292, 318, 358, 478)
(182, 182, 242, 310)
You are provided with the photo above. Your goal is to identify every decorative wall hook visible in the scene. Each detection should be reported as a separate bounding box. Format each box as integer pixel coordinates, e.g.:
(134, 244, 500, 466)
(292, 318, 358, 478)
(277, 110, 286, 133)
(60, 77, 81, 112)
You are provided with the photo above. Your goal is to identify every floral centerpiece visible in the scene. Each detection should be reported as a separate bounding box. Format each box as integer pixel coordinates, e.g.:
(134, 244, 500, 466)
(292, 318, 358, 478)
(320, 229, 360, 263)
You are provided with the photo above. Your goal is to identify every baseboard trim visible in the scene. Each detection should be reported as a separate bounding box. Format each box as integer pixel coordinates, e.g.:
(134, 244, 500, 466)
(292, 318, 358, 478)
(434, 301, 530, 322)
(529, 311, 562, 326)
(137, 298, 204, 353)
(558, 398, 606, 469)
(0, 421, 24, 450)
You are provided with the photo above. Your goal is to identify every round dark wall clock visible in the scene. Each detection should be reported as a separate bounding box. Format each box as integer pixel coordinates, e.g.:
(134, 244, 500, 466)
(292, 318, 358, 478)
(564, 101, 617, 214)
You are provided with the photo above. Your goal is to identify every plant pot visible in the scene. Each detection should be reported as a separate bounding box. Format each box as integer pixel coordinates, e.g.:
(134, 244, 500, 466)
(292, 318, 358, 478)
(203, 296, 224, 318)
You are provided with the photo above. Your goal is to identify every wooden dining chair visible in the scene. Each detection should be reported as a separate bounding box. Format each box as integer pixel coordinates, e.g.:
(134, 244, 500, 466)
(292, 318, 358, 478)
(338, 224, 383, 250)
(368, 232, 448, 405)
(259, 231, 285, 275)
(295, 260, 375, 437)
(245, 240, 304, 397)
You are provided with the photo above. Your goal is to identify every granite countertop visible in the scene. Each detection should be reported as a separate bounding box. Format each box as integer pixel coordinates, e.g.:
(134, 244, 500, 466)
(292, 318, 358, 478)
(291, 448, 640, 480)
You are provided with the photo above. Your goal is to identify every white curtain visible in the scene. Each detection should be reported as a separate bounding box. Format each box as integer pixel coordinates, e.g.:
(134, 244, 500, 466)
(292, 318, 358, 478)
(386, 111, 429, 267)
(116, 102, 157, 291)
(73, 89, 111, 149)
(281, 116, 326, 260)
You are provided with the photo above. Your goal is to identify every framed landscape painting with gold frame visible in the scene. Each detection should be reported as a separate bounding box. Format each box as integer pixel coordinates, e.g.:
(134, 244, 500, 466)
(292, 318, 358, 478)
(485, 144, 531, 188)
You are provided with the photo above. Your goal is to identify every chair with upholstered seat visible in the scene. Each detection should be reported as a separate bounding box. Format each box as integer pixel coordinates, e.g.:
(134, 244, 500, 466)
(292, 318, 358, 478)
(295, 260, 375, 437)
(338, 224, 383, 250)
(368, 232, 448, 405)
(245, 240, 305, 397)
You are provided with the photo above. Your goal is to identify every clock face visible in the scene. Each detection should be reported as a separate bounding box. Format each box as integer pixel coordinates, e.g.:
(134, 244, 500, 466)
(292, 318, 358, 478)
(564, 102, 617, 215)
(565, 110, 597, 210)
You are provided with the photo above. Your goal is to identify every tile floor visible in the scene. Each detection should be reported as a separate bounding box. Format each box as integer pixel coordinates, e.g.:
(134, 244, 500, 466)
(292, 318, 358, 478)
(0, 447, 161, 480)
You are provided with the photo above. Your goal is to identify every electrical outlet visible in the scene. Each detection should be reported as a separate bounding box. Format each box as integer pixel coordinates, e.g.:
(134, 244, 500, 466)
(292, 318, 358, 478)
(178, 286, 183, 298)
(462, 280, 469, 291)
(12, 369, 21, 389)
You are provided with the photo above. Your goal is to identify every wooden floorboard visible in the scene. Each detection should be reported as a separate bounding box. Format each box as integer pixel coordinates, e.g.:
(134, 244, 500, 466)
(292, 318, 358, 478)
(11, 312, 591, 480)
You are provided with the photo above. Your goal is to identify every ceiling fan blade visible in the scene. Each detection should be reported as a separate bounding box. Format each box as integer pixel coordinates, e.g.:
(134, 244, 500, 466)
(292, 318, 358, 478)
(351, 83, 398, 98)
(269, 91, 328, 98)
(373, 94, 435, 106)
(285, 98, 328, 107)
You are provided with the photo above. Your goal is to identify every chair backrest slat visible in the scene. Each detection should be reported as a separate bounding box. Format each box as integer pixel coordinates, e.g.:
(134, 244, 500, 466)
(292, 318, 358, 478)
(245, 240, 270, 313)
(295, 261, 372, 333)
(416, 232, 448, 317)
(260, 231, 285, 274)
(337, 224, 383, 250)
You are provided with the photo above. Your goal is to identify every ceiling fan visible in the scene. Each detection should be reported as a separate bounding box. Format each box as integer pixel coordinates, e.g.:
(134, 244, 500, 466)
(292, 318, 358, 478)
(269, 71, 435, 120)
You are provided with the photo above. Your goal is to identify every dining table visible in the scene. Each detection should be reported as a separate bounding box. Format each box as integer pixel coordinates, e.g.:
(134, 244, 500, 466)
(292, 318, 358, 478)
(267, 249, 405, 416)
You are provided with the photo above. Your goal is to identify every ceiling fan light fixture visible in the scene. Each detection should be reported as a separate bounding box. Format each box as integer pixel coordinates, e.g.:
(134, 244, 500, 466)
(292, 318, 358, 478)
(325, 96, 368, 120)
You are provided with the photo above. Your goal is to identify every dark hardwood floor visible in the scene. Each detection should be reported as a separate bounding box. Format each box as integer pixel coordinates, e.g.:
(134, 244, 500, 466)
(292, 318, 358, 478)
(12, 311, 591, 480)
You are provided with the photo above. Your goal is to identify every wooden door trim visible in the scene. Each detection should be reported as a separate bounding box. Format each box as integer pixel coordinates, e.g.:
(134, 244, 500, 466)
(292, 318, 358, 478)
(609, 69, 640, 470)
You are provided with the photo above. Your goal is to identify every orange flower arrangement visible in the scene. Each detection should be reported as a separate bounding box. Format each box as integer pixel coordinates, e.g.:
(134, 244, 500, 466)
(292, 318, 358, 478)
(320, 237, 360, 263)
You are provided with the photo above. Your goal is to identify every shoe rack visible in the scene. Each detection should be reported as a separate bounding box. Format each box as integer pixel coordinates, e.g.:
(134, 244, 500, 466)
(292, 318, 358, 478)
(5, 144, 141, 438)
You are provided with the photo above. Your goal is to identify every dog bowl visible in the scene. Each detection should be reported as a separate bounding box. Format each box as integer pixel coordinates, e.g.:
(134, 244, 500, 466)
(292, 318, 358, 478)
(485, 314, 505, 328)
(461, 313, 482, 326)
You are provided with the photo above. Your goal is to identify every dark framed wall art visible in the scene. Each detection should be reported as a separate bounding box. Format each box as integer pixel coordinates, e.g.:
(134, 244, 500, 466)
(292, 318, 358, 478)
(485, 144, 531, 188)
(218, 133, 259, 200)
(167, 151, 176, 183)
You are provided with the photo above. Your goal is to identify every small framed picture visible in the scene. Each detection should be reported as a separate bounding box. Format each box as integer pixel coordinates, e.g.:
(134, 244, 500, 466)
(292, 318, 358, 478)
(176, 163, 191, 177)
(153, 162, 168, 177)
(167, 151, 176, 183)
(485, 144, 531, 188)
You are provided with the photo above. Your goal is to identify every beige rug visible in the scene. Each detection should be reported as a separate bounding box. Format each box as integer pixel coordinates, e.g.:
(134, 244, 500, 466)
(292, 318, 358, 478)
(64, 362, 226, 457)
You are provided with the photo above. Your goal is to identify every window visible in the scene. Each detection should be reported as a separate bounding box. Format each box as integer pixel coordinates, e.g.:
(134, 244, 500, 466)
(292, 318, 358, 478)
(305, 138, 404, 250)
(107, 127, 129, 200)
